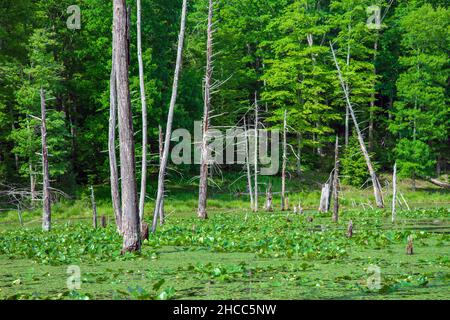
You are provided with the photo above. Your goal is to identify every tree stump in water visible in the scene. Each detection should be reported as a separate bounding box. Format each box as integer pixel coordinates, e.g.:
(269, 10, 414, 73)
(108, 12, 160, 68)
(141, 222, 149, 242)
(347, 220, 353, 238)
(319, 183, 331, 213)
(406, 235, 414, 255)
(101, 216, 107, 228)
(264, 184, 273, 212)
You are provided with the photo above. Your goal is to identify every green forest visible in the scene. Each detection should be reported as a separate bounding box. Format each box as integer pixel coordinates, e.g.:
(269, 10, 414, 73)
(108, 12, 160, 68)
(0, 0, 449, 301)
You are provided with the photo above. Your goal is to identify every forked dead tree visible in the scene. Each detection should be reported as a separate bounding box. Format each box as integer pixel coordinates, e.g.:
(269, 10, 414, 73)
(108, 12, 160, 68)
(198, 0, 214, 220)
(152, 0, 188, 231)
(330, 42, 384, 208)
(113, 0, 141, 253)
(40, 88, 51, 232)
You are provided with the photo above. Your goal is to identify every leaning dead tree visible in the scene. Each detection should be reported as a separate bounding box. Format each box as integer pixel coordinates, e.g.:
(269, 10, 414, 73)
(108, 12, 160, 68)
(153, 0, 187, 232)
(281, 109, 287, 211)
(109, 23, 122, 233)
(137, 0, 148, 226)
(330, 42, 384, 208)
(113, 0, 141, 252)
(40, 88, 51, 232)
(429, 178, 450, 189)
(332, 136, 340, 223)
(197, 0, 214, 220)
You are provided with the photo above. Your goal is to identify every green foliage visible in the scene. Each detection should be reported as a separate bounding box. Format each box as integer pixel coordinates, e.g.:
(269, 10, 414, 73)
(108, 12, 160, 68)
(341, 133, 378, 187)
(395, 139, 435, 180)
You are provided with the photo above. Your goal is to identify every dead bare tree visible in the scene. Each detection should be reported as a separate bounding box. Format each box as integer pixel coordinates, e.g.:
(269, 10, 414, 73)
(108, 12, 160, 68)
(392, 162, 397, 223)
(90, 185, 98, 228)
(330, 42, 384, 208)
(157, 125, 165, 225)
(153, 0, 187, 231)
(264, 182, 273, 212)
(281, 109, 287, 211)
(40, 88, 51, 232)
(332, 136, 340, 223)
(197, 0, 214, 220)
(253, 92, 259, 212)
(243, 117, 254, 210)
(137, 0, 148, 226)
(109, 24, 122, 233)
(113, 0, 141, 253)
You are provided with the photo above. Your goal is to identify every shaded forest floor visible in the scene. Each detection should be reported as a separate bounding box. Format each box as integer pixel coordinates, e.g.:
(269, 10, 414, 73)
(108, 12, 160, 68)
(0, 175, 449, 300)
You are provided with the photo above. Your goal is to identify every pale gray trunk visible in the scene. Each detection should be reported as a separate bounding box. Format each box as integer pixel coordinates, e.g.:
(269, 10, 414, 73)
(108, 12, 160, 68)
(319, 183, 331, 213)
(264, 183, 273, 212)
(244, 117, 254, 210)
(137, 0, 148, 225)
(109, 33, 122, 233)
(40, 88, 51, 232)
(158, 125, 165, 225)
(197, 0, 213, 220)
(296, 133, 301, 176)
(91, 185, 98, 228)
(330, 43, 384, 208)
(253, 92, 259, 212)
(392, 162, 397, 223)
(281, 109, 287, 211)
(332, 136, 340, 223)
(153, 0, 187, 231)
(113, 0, 141, 252)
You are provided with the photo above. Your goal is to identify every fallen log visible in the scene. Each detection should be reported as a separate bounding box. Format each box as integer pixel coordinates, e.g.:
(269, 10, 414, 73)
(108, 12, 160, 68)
(429, 179, 450, 189)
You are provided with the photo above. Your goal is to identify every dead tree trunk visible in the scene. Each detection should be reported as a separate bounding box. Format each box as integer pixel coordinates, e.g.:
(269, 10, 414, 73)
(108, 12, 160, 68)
(197, 0, 213, 220)
(281, 109, 287, 211)
(296, 133, 301, 176)
(392, 162, 397, 223)
(332, 136, 340, 223)
(40, 88, 51, 232)
(109, 26, 122, 233)
(244, 117, 254, 210)
(113, 0, 141, 253)
(264, 182, 273, 212)
(319, 183, 331, 213)
(137, 0, 148, 226)
(152, 0, 187, 231)
(253, 92, 259, 212)
(90, 185, 98, 228)
(330, 43, 384, 208)
(158, 125, 165, 225)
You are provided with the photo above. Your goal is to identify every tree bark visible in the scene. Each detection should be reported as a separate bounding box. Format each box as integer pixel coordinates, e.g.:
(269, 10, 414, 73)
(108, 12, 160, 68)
(197, 0, 213, 220)
(244, 117, 254, 210)
(332, 136, 340, 223)
(429, 178, 450, 189)
(253, 92, 259, 212)
(113, 0, 141, 253)
(109, 29, 122, 233)
(330, 43, 384, 208)
(137, 0, 148, 226)
(392, 162, 397, 224)
(153, 0, 187, 231)
(158, 125, 165, 225)
(40, 88, 51, 232)
(281, 109, 287, 211)
(319, 183, 331, 213)
(90, 185, 98, 228)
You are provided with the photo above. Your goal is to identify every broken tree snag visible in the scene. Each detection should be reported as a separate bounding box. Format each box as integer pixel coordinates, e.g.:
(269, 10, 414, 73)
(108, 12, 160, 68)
(319, 183, 331, 213)
(40, 88, 51, 232)
(137, 0, 148, 227)
(90, 185, 98, 228)
(113, 0, 141, 253)
(101, 215, 107, 228)
(158, 125, 165, 226)
(281, 109, 287, 211)
(330, 42, 384, 208)
(347, 220, 353, 238)
(264, 183, 273, 212)
(406, 235, 414, 255)
(197, 0, 213, 220)
(253, 92, 259, 212)
(429, 178, 450, 189)
(332, 135, 340, 223)
(141, 222, 149, 242)
(392, 162, 397, 224)
(285, 197, 290, 211)
(109, 27, 122, 234)
(244, 117, 254, 211)
(153, 0, 187, 232)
